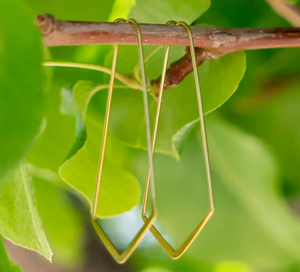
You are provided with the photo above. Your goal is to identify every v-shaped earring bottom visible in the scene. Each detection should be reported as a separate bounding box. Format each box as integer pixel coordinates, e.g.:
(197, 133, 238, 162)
(92, 208, 155, 263)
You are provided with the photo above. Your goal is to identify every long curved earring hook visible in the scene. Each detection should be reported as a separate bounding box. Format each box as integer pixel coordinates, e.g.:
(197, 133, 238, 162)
(142, 21, 215, 259)
(91, 18, 156, 264)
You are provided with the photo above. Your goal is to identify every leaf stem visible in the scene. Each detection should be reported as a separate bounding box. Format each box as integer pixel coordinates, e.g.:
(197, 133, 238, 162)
(42, 61, 142, 90)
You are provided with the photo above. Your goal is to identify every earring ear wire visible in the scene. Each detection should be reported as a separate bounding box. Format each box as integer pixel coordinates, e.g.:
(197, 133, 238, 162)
(91, 18, 157, 264)
(141, 20, 215, 259)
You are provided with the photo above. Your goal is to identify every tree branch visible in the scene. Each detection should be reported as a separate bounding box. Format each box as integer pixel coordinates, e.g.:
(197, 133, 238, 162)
(36, 14, 300, 93)
(265, 0, 300, 26)
(36, 14, 300, 54)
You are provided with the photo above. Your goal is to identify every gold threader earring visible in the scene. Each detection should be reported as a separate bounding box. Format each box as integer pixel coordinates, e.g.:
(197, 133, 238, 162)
(91, 18, 157, 264)
(141, 20, 215, 260)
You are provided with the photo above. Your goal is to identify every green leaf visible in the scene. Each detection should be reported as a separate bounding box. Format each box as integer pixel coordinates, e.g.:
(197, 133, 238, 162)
(59, 114, 140, 218)
(33, 176, 84, 267)
(0, 0, 44, 178)
(60, 105, 141, 217)
(171, 119, 198, 159)
(129, 0, 210, 24)
(126, 115, 300, 270)
(0, 237, 22, 272)
(59, 81, 140, 218)
(0, 164, 52, 260)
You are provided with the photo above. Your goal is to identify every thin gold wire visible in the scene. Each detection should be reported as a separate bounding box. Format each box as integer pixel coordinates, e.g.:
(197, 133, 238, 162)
(142, 20, 175, 217)
(142, 21, 215, 259)
(91, 18, 156, 264)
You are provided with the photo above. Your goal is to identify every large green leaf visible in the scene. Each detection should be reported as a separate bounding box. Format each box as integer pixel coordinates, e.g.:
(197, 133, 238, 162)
(0, 237, 22, 272)
(124, 115, 300, 271)
(33, 176, 84, 267)
(0, 0, 44, 178)
(0, 164, 52, 260)
(98, 50, 246, 157)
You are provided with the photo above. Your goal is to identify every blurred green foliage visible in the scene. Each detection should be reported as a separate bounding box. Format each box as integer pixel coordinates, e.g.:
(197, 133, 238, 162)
(1, 0, 300, 271)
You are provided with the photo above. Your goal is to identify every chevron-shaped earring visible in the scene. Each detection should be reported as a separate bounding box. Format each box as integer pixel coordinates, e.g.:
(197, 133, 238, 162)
(142, 21, 215, 259)
(91, 18, 157, 264)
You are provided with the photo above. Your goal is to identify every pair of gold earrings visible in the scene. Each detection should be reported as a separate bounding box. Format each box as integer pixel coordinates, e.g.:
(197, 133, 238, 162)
(91, 18, 214, 264)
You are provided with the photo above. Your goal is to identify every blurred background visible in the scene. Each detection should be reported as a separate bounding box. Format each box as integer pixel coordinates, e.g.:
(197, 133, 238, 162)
(3, 0, 300, 271)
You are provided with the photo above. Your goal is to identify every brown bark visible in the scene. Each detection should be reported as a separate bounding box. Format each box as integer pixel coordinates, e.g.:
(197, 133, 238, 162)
(36, 14, 300, 93)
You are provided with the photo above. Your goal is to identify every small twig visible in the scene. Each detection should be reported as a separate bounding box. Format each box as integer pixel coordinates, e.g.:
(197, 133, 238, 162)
(151, 47, 218, 95)
(265, 0, 300, 26)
